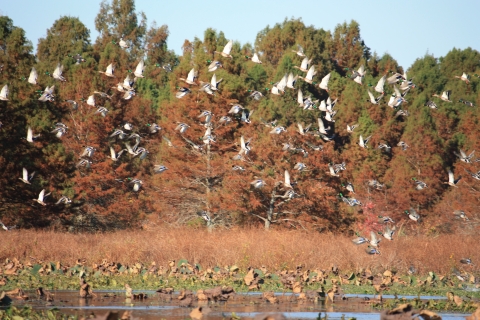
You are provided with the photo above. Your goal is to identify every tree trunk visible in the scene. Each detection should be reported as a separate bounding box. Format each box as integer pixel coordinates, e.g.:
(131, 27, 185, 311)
(265, 189, 277, 230)
(206, 143, 213, 233)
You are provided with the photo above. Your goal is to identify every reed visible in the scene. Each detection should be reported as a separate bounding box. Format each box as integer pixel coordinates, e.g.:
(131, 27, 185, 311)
(2, 227, 477, 275)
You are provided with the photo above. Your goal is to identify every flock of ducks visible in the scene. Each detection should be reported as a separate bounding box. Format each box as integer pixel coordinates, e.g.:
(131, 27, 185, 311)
(0, 35, 478, 255)
(170, 42, 478, 253)
(0, 38, 169, 223)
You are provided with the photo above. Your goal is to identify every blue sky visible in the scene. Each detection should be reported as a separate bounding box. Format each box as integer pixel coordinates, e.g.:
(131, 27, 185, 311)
(2, 1, 479, 69)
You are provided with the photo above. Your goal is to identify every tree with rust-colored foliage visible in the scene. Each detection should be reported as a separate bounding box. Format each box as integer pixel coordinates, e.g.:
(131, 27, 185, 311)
(1, 8, 479, 234)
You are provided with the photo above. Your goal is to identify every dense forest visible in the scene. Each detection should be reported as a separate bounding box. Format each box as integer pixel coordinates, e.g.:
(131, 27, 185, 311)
(0, 0, 479, 234)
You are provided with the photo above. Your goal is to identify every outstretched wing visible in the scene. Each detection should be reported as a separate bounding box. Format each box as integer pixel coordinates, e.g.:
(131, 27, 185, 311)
(448, 169, 454, 183)
(110, 147, 116, 159)
(319, 73, 331, 90)
(375, 75, 386, 93)
(285, 170, 291, 188)
(306, 65, 316, 80)
(135, 60, 145, 76)
(223, 40, 233, 55)
(38, 189, 45, 201)
(28, 67, 38, 84)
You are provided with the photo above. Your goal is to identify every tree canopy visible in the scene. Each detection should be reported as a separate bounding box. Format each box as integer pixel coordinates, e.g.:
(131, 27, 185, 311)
(0, 2, 479, 235)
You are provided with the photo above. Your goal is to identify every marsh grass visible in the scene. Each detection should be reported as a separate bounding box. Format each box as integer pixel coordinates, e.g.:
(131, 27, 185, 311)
(2, 227, 478, 275)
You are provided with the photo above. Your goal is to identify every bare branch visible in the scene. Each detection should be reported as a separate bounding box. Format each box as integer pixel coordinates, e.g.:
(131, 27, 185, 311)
(276, 218, 307, 230)
(249, 212, 267, 223)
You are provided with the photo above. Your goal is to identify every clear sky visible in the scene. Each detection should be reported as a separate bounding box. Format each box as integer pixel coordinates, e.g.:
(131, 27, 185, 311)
(2, 0, 479, 69)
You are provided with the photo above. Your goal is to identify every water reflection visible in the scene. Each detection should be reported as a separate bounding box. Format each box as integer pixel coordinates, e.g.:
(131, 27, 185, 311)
(9, 291, 469, 320)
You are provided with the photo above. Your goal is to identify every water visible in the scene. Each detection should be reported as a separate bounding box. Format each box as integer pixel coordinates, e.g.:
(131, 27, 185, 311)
(8, 290, 470, 319)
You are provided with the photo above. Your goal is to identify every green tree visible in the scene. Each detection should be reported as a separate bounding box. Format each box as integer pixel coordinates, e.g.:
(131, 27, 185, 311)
(94, 0, 147, 59)
(37, 16, 91, 62)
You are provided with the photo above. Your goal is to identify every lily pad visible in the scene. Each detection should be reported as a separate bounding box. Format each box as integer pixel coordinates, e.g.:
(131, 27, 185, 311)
(177, 259, 189, 267)
(30, 264, 42, 275)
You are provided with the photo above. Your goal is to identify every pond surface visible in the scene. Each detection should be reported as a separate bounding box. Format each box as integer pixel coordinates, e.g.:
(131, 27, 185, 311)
(10, 290, 470, 319)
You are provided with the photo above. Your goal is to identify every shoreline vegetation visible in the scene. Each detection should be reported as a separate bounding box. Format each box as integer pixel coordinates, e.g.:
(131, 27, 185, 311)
(1, 229, 480, 317)
(2, 228, 478, 275)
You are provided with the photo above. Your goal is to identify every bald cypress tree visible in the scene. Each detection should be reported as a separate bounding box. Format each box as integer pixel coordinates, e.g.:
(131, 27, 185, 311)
(95, 0, 147, 60)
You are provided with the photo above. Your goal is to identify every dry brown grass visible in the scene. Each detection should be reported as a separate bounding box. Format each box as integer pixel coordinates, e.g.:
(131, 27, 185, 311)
(2, 226, 478, 275)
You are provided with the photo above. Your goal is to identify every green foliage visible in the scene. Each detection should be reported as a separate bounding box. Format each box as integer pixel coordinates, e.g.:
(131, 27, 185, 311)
(94, 0, 147, 60)
(37, 16, 91, 62)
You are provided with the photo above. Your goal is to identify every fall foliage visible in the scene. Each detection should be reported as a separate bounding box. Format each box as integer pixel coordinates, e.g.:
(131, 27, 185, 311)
(0, 3, 479, 233)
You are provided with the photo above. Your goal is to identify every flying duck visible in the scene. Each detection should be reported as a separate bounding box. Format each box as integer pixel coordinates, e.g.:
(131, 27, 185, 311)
(215, 40, 233, 58)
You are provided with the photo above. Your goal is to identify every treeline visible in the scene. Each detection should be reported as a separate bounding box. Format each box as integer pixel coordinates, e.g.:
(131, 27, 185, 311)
(0, 0, 479, 233)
